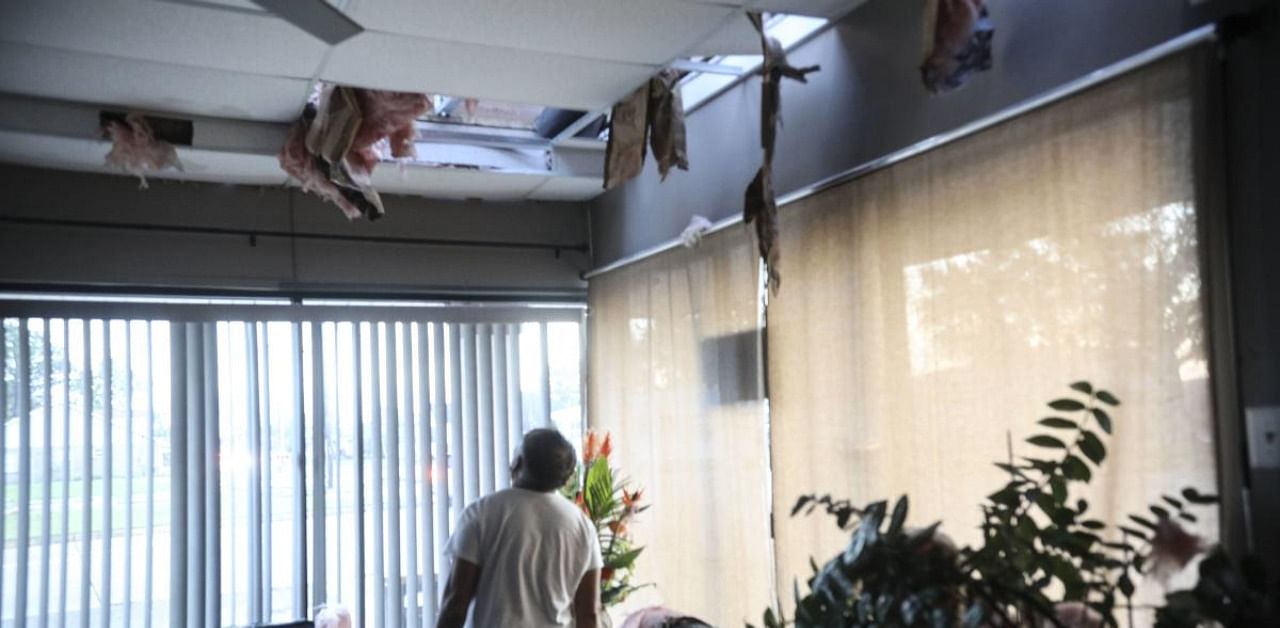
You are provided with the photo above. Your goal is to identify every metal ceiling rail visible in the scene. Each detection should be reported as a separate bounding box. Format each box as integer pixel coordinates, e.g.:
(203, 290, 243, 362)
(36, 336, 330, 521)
(0, 215, 590, 254)
(582, 23, 1219, 280)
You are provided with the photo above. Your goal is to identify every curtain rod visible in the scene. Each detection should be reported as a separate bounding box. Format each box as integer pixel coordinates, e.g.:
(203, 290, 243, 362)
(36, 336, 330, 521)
(583, 23, 1219, 281)
(0, 215, 590, 254)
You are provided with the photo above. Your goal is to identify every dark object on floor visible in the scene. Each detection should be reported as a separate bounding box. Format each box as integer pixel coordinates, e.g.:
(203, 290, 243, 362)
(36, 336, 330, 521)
(743, 12, 820, 292)
(921, 0, 994, 93)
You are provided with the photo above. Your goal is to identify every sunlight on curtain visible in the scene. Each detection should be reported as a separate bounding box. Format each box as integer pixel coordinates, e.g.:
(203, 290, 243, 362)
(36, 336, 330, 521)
(588, 228, 773, 626)
(767, 56, 1217, 619)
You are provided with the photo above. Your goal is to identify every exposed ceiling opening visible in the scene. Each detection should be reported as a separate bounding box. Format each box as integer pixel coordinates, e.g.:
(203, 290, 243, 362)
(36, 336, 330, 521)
(0, 0, 863, 202)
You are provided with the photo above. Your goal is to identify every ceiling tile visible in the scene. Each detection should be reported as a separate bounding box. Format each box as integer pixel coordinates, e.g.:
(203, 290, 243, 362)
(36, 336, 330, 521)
(527, 176, 604, 202)
(373, 167, 548, 201)
(349, 0, 741, 65)
(0, 0, 328, 79)
(0, 42, 310, 122)
(323, 31, 658, 110)
(686, 12, 761, 57)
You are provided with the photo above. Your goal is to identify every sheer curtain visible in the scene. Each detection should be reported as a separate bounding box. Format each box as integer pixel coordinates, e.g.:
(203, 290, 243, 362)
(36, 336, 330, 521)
(767, 55, 1218, 614)
(588, 228, 773, 626)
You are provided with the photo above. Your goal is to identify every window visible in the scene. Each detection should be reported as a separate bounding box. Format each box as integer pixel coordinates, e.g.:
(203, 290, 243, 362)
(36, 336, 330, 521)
(1, 302, 584, 627)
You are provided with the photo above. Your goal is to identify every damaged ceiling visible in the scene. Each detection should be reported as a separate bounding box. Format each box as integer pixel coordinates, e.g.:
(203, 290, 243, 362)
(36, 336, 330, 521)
(0, 0, 863, 202)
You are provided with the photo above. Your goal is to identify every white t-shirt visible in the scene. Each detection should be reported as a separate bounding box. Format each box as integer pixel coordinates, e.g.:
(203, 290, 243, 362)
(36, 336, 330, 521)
(445, 487, 604, 627)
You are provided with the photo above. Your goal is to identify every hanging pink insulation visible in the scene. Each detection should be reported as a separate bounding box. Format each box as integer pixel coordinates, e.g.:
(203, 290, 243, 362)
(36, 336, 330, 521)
(921, 0, 994, 93)
(279, 111, 364, 220)
(278, 85, 429, 220)
(351, 90, 432, 160)
(103, 113, 182, 188)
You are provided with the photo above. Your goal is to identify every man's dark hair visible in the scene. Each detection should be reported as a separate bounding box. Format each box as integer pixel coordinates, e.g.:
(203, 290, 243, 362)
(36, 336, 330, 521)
(518, 429, 577, 492)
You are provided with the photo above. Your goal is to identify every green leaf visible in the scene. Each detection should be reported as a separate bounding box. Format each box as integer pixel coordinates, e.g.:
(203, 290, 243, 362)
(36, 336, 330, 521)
(1039, 417, 1077, 429)
(1069, 381, 1094, 394)
(1062, 455, 1092, 482)
(606, 547, 644, 570)
(1118, 573, 1135, 597)
(1090, 408, 1113, 434)
(1128, 514, 1157, 531)
(1095, 390, 1121, 406)
(1181, 488, 1219, 504)
(889, 496, 909, 535)
(1048, 398, 1087, 411)
(1027, 435, 1067, 449)
(1079, 431, 1106, 465)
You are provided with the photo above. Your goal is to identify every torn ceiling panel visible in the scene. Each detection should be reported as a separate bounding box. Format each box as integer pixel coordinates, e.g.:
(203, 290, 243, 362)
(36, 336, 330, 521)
(323, 32, 659, 111)
(0, 0, 329, 78)
(347, 0, 743, 65)
(0, 42, 310, 123)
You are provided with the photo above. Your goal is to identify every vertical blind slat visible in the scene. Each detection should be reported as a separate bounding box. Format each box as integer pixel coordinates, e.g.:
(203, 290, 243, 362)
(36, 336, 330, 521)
(291, 322, 307, 619)
(59, 321, 72, 627)
(420, 323, 440, 625)
(39, 320, 53, 628)
(492, 325, 510, 491)
(476, 324, 495, 494)
(16, 321, 32, 624)
(143, 322, 155, 628)
(402, 325, 420, 628)
(370, 324, 386, 628)
(169, 323, 188, 628)
(383, 323, 403, 628)
(103, 321, 116, 628)
(246, 324, 264, 623)
(352, 324, 367, 626)
(204, 323, 222, 628)
(185, 323, 204, 628)
(0, 321, 6, 626)
(259, 324, 274, 621)
(461, 324, 479, 504)
(78, 321, 90, 628)
(539, 322, 552, 428)
(446, 324, 464, 522)
(505, 324, 524, 456)
(122, 322, 134, 628)
(310, 322, 327, 608)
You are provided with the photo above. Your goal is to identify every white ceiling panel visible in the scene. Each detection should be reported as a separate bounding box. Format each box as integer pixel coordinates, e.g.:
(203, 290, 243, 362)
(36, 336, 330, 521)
(0, 130, 288, 186)
(0, 0, 327, 79)
(526, 176, 603, 202)
(0, 42, 310, 122)
(323, 32, 658, 110)
(677, 0, 864, 19)
(373, 166, 549, 201)
(687, 12, 762, 57)
(348, 0, 741, 64)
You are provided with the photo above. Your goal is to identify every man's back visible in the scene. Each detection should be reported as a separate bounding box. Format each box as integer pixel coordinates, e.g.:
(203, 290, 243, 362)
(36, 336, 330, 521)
(446, 487, 602, 627)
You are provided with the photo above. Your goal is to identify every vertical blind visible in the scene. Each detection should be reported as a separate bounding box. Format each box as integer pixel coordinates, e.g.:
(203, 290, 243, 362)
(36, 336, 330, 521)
(0, 308, 584, 627)
(766, 55, 1218, 616)
(588, 228, 774, 626)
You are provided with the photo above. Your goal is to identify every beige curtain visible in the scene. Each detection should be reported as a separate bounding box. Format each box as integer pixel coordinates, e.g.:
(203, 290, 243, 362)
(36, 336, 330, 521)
(768, 55, 1218, 613)
(588, 228, 773, 626)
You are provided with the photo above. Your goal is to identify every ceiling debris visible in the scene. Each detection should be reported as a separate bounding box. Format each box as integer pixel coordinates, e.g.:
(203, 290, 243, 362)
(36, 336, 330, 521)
(602, 68, 690, 190)
(102, 113, 183, 189)
(743, 12, 820, 293)
(921, 0, 994, 93)
(279, 84, 431, 220)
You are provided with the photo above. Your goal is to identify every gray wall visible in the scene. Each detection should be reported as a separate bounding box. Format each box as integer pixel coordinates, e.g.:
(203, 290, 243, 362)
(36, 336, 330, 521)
(0, 164, 591, 299)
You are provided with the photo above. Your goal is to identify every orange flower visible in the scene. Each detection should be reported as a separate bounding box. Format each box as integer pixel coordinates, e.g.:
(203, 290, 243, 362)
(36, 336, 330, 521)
(600, 433, 613, 458)
(609, 520, 627, 536)
(622, 488, 643, 509)
(583, 432, 598, 462)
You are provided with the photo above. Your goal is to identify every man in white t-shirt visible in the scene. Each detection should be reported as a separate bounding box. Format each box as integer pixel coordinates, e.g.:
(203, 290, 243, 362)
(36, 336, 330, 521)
(437, 429, 603, 628)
